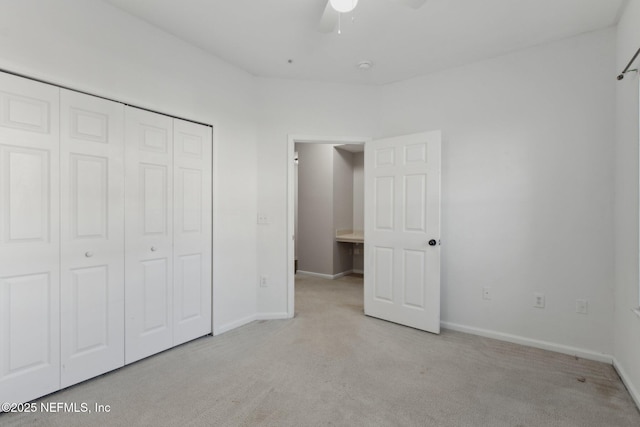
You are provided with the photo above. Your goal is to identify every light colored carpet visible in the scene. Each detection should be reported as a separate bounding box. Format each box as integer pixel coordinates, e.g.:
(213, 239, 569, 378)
(2, 274, 639, 426)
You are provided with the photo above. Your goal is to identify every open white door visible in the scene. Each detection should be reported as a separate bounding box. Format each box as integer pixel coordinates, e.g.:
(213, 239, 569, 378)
(364, 131, 441, 333)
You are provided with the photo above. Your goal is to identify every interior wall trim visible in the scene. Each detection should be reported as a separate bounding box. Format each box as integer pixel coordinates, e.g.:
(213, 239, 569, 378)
(296, 270, 354, 280)
(257, 312, 289, 320)
(613, 358, 640, 411)
(213, 314, 257, 336)
(441, 321, 613, 364)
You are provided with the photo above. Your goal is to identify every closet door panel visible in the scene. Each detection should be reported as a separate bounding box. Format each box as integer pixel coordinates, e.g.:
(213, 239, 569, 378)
(0, 73, 60, 404)
(60, 90, 125, 388)
(173, 120, 212, 345)
(125, 107, 173, 364)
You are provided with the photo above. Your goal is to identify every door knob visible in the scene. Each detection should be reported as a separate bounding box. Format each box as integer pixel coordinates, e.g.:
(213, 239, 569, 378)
(428, 239, 437, 246)
(151, 246, 157, 252)
(85, 251, 93, 257)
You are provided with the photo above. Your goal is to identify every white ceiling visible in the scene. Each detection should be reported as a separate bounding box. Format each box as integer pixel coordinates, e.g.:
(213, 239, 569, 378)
(104, 0, 625, 85)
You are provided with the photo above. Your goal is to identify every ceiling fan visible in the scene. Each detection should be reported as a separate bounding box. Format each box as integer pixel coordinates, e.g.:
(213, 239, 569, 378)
(318, 0, 427, 33)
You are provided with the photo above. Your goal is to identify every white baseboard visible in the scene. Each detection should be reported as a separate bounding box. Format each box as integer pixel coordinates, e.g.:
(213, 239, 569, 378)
(257, 312, 289, 320)
(213, 314, 256, 336)
(613, 358, 640, 411)
(296, 270, 354, 280)
(214, 312, 292, 335)
(333, 270, 354, 279)
(441, 321, 613, 364)
(352, 269, 363, 274)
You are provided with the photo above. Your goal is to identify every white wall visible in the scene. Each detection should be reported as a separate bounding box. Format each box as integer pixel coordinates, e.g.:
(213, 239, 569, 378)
(257, 29, 618, 358)
(614, 0, 640, 406)
(0, 0, 623, 365)
(379, 29, 616, 356)
(256, 79, 379, 315)
(0, 0, 259, 334)
(296, 144, 354, 276)
(296, 143, 335, 275)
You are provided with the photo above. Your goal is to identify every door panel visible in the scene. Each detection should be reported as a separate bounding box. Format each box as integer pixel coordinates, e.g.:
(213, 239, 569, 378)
(69, 266, 108, 354)
(177, 254, 203, 321)
(5, 147, 49, 241)
(1, 273, 51, 373)
(364, 131, 441, 333)
(125, 107, 174, 364)
(180, 169, 202, 232)
(404, 174, 426, 232)
(141, 257, 170, 333)
(141, 164, 169, 234)
(1, 93, 50, 133)
(71, 154, 108, 238)
(60, 89, 125, 388)
(69, 107, 109, 143)
(0, 73, 60, 404)
(373, 247, 394, 302)
(403, 249, 425, 308)
(173, 119, 212, 345)
(374, 176, 394, 230)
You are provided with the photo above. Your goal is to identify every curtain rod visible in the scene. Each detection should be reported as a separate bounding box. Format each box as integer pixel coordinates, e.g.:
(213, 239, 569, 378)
(617, 47, 640, 80)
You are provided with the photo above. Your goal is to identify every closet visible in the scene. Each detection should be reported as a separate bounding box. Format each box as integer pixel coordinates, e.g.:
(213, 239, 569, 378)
(124, 107, 212, 363)
(0, 72, 212, 405)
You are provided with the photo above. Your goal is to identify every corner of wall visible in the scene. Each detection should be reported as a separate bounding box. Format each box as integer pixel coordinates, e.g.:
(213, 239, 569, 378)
(613, 0, 640, 412)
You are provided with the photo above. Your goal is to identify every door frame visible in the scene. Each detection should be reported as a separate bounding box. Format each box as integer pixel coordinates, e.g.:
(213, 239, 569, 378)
(286, 134, 371, 318)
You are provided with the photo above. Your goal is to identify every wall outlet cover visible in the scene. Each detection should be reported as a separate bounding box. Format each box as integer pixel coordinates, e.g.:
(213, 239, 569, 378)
(576, 299, 588, 314)
(534, 293, 545, 308)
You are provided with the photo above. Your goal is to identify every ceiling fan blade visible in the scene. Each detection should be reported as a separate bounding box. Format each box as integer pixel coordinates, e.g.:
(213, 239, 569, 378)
(390, 0, 427, 9)
(318, 1, 337, 33)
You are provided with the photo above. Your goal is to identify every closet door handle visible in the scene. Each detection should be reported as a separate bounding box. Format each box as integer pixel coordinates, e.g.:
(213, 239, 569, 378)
(85, 251, 93, 258)
(150, 246, 157, 252)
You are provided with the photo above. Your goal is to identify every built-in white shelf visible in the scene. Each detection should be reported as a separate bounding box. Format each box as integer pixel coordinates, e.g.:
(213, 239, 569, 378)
(335, 229, 364, 244)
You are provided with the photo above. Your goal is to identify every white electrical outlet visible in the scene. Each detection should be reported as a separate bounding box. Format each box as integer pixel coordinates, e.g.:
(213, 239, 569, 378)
(534, 293, 545, 308)
(260, 275, 268, 287)
(576, 299, 588, 314)
(482, 287, 491, 300)
(257, 213, 270, 224)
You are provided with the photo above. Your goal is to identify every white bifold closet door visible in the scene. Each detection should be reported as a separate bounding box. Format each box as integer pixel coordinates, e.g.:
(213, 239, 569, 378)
(0, 73, 61, 404)
(124, 107, 174, 364)
(59, 90, 125, 388)
(124, 107, 212, 363)
(0, 71, 212, 404)
(173, 119, 212, 346)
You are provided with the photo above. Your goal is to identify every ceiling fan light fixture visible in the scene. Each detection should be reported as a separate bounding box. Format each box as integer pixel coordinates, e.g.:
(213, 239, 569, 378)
(329, 0, 359, 13)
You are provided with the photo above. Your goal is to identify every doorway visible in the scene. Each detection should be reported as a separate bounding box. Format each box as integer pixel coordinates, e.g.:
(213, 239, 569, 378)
(286, 135, 370, 317)
(287, 131, 442, 334)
